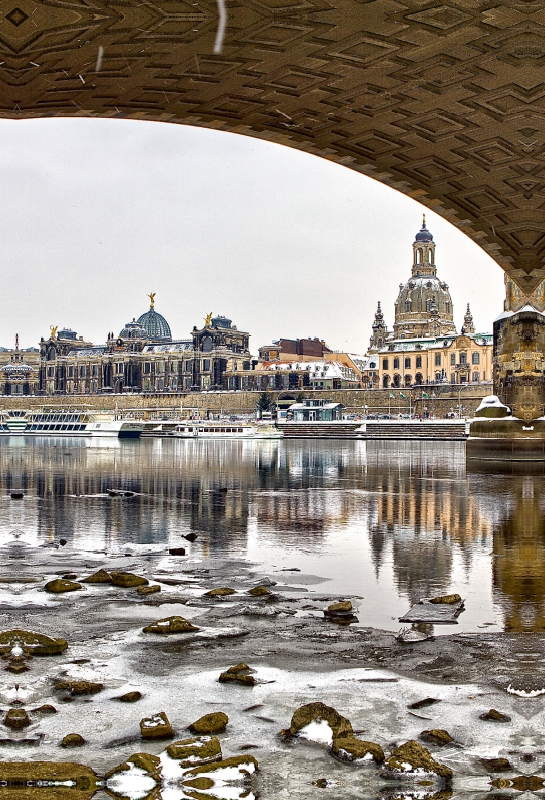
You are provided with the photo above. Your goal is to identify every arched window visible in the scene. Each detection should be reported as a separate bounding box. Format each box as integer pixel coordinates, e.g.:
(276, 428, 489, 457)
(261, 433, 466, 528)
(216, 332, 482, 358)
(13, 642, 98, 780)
(405, 300, 412, 312)
(416, 356, 422, 368)
(415, 373, 423, 385)
(404, 375, 412, 386)
(382, 358, 388, 370)
(430, 249, 434, 264)
(446, 302, 450, 314)
(427, 299, 434, 312)
(382, 375, 389, 388)
(393, 357, 400, 369)
(405, 357, 411, 369)
(435, 372, 441, 382)
(393, 374, 401, 387)
(417, 248, 423, 263)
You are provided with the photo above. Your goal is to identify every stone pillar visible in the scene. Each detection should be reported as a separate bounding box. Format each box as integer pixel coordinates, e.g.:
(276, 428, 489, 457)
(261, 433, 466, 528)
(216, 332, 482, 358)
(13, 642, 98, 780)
(494, 308, 545, 421)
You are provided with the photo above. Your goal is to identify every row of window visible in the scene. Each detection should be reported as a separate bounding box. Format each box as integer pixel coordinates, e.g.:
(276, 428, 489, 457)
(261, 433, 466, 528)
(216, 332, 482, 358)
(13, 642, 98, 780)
(383, 372, 484, 387)
(382, 352, 481, 370)
(404, 300, 450, 313)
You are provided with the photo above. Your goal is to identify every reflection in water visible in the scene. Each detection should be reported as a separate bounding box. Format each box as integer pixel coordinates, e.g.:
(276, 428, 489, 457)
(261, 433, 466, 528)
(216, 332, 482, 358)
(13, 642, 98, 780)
(2, 437, 545, 631)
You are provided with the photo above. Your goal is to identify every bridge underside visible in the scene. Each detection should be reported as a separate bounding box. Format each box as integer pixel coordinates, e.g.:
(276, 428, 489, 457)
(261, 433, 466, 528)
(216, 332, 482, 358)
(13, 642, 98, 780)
(0, 0, 544, 292)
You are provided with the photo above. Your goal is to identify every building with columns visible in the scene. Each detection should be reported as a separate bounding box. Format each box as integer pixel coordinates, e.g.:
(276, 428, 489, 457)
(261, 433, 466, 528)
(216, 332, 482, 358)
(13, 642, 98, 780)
(39, 299, 251, 396)
(365, 218, 493, 389)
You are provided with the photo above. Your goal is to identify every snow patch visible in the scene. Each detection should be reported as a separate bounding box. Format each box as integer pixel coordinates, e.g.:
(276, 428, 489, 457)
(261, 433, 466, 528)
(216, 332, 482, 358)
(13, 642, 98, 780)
(298, 719, 334, 746)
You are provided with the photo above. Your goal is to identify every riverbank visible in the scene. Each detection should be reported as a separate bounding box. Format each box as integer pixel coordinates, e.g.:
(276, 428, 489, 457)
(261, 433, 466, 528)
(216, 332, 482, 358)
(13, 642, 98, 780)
(3, 538, 543, 800)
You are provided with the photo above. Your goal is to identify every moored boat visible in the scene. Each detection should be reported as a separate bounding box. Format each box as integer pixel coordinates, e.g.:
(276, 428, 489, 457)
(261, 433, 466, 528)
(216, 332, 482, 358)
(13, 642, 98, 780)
(167, 422, 283, 439)
(0, 409, 143, 438)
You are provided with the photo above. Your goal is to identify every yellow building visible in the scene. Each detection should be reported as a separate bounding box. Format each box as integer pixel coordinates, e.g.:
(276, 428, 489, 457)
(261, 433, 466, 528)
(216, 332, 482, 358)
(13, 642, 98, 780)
(365, 219, 493, 388)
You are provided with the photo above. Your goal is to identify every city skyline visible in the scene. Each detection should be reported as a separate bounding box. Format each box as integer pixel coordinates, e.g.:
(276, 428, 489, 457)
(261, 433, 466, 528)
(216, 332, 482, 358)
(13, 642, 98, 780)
(0, 118, 504, 354)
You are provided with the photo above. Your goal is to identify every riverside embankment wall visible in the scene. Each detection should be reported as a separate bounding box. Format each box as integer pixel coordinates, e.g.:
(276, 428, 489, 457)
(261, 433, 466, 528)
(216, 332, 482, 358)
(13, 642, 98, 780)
(0, 384, 492, 417)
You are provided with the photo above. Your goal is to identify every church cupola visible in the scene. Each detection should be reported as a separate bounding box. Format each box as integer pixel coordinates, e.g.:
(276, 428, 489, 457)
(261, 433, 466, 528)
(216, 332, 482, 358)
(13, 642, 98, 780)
(412, 215, 436, 277)
(462, 303, 475, 334)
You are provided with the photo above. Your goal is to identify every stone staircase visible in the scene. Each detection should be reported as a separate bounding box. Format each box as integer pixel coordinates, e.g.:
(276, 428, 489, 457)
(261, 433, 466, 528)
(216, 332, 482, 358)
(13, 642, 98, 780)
(278, 421, 468, 440)
(277, 422, 361, 438)
(361, 422, 468, 440)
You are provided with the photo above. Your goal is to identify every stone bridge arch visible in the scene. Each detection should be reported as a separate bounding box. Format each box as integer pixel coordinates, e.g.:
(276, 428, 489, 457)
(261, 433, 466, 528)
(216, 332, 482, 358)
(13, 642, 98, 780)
(1, 0, 544, 292)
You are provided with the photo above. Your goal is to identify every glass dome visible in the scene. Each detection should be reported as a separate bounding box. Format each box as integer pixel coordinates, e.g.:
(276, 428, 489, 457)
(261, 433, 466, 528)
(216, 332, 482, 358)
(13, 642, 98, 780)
(137, 308, 172, 342)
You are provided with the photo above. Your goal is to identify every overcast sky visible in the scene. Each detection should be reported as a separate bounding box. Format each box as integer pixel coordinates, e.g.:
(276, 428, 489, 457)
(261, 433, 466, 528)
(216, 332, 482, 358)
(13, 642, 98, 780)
(0, 118, 504, 354)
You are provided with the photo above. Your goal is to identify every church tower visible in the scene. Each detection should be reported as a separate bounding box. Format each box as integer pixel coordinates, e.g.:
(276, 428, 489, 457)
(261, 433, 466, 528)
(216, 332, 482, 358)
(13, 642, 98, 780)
(369, 302, 388, 352)
(392, 216, 457, 340)
(462, 303, 475, 334)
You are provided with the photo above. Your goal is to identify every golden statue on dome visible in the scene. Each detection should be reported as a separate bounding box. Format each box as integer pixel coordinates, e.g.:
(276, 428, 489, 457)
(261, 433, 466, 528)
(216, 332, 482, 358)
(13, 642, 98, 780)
(147, 292, 156, 309)
(204, 312, 213, 326)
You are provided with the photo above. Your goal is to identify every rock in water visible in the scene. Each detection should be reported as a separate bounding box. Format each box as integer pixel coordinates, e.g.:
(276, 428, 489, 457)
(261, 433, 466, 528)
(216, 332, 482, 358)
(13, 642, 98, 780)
(61, 733, 86, 747)
(327, 601, 353, 613)
(116, 691, 142, 703)
(205, 587, 236, 597)
(4, 709, 30, 730)
(105, 752, 162, 782)
(382, 740, 453, 779)
(0, 629, 68, 656)
(420, 729, 454, 746)
(167, 736, 223, 767)
(142, 616, 199, 634)
(110, 572, 149, 588)
(480, 757, 512, 772)
(184, 533, 198, 542)
(183, 754, 258, 778)
(332, 734, 384, 762)
(479, 709, 511, 722)
(429, 594, 462, 604)
(168, 547, 186, 556)
(137, 585, 161, 595)
(140, 712, 174, 740)
(82, 569, 112, 584)
(45, 579, 82, 594)
(284, 702, 353, 740)
(189, 712, 228, 734)
(248, 585, 272, 596)
(55, 680, 104, 696)
(219, 663, 256, 686)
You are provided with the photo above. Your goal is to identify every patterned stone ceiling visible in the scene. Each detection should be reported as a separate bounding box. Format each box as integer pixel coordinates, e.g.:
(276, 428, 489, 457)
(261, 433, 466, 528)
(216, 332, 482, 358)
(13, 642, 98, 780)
(0, 0, 544, 290)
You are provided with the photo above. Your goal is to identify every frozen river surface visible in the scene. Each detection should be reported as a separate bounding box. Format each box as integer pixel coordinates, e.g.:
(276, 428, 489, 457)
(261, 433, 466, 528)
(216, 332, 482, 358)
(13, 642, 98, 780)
(1, 436, 543, 634)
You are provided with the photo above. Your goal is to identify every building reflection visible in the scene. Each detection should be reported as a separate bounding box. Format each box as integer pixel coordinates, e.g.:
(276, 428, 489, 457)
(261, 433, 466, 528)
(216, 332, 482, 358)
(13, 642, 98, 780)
(1, 438, 545, 631)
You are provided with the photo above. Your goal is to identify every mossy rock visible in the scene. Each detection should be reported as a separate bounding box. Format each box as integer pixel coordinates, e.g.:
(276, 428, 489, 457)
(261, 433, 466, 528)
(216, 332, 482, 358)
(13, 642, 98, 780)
(140, 712, 174, 740)
(287, 702, 353, 740)
(129, 752, 162, 778)
(429, 594, 462, 605)
(327, 601, 352, 613)
(189, 712, 228, 734)
(219, 672, 255, 686)
(61, 733, 86, 747)
(110, 572, 149, 588)
(55, 680, 104, 696)
(332, 734, 384, 762)
(0, 629, 68, 656)
(0, 761, 98, 797)
(33, 704, 57, 714)
(116, 691, 142, 703)
(480, 757, 512, 772)
(383, 740, 452, 779)
(182, 777, 215, 790)
(479, 709, 511, 722)
(82, 569, 112, 584)
(225, 663, 250, 673)
(137, 584, 161, 595)
(184, 754, 258, 777)
(218, 664, 255, 686)
(45, 579, 82, 594)
(4, 709, 30, 730)
(420, 729, 454, 746)
(205, 587, 236, 597)
(167, 736, 223, 767)
(248, 585, 271, 596)
(143, 616, 199, 635)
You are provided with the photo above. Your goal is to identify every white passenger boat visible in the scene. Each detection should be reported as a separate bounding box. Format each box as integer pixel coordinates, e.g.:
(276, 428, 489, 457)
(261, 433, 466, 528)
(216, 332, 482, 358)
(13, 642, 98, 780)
(0, 409, 143, 438)
(167, 422, 283, 439)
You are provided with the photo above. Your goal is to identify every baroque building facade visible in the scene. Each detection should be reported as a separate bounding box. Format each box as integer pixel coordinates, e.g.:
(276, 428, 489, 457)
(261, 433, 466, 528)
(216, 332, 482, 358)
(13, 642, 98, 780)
(39, 300, 251, 396)
(365, 219, 493, 389)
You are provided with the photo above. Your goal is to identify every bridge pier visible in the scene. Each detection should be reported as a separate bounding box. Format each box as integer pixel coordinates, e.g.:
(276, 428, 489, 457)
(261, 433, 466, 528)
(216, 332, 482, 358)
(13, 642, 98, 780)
(467, 279, 545, 461)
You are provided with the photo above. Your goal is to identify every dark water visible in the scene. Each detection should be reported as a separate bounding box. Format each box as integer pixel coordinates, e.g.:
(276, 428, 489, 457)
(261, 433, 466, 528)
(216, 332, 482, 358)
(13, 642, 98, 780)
(2, 436, 544, 633)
